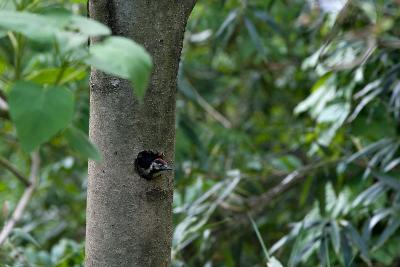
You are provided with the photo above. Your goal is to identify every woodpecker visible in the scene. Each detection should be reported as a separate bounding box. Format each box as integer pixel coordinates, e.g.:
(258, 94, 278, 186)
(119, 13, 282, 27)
(135, 150, 172, 180)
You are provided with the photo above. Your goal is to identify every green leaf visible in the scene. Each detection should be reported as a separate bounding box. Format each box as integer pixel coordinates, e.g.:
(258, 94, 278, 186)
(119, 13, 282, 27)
(86, 36, 153, 101)
(8, 81, 74, 152)
(68, 16, 111, 36)
(318, 236, 329, 267)
(348, 88, 383, 121)
(316, 102, 350, 123)
(364, 209, 391, 242)
(0, 10, 110, 47)
(216, 9, 238, 37)
(26, 67, 86, 85)
(294, 72, 336, 116)
(345, 139, 392, 164)
(352, 183, 385, 207)
(249, 215, 270, 261)
(41, 8, 111, 37)
(374, 219, 400, 250)
(254, 11, 284, 36)
(374, 172, 400, 192)
(267, 257, 284, 267)
(341, 232, 353, 267)
(0, 10, 58, 42)
(343, 221, 371, 266)
(65, 126, 102, 161)
(11, 228, 40, 247)
(329, 220, 341, 254)
(244, 17, 266, 59)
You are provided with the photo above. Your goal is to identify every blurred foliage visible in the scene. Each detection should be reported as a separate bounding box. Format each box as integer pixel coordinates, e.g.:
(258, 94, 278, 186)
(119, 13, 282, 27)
(1, 0, 400, 266)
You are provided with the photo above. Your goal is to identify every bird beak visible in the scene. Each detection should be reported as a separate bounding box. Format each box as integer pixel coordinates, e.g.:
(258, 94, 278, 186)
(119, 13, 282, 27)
(160, 165, 173, 171)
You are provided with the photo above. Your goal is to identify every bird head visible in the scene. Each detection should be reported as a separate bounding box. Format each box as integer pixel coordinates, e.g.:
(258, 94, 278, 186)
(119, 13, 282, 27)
(135, 150, 172, 180)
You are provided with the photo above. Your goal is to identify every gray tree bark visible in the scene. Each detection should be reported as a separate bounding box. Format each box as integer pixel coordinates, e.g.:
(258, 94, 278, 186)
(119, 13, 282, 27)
(85, 1, 195, 266)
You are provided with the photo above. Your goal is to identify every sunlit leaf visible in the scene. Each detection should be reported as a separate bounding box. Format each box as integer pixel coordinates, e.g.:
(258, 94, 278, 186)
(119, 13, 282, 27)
(267, 257, 284, 267)
(294, 72, 335, 116)
(26, 67, 86, 85)
(329, 220, 341, 254)
(363, 209, 391, 242)
(352, 183, 386, 207)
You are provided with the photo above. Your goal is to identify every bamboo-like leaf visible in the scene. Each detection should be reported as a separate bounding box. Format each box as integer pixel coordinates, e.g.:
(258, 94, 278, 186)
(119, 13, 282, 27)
(363, 209, 391, 242)
(342, 221, 371, 266)
(348, 88, 383, 121)
(329, 220, 341, 254)
(249, 215, 270, 262)
(11, 228, 40, 247)
(340, 232, 353, 267)
(253, 10, 284, 36)
(345, 139, 392, 164)
(216, 9, 238, 37)
(244, 17, 266, 58)
(373, 172, 400, 192)
(352, 182, 386, 207)
(373, 219, 400, 250)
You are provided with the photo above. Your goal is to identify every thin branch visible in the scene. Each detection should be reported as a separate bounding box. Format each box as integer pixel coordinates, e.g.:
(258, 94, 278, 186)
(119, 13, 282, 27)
(246, 159, 340, 216)
(0, 151, 40, 246)
(0, 156, 31, 187)
(378, 38, 400, 49)
(194, 89, 233, 128)
(181, 76, 233, 128)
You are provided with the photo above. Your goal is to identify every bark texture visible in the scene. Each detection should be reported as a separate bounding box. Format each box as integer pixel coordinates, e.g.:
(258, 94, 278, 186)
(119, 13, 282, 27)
(86, 1, 195, 266)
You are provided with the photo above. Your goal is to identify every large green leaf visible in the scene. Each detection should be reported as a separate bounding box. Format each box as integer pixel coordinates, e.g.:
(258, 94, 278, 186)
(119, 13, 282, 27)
(0, 10, 110, 45)
(8, 81, 74, 152)
(86, 36, 153, 101)
(0, 10, 58, 42)
(68, 15, 111, 36)
(41, 8, 111, 37)
(65, 126, 102, 161)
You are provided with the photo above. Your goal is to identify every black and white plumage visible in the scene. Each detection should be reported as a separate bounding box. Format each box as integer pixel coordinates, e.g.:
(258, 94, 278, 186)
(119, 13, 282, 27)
(135, 150, 172, 180)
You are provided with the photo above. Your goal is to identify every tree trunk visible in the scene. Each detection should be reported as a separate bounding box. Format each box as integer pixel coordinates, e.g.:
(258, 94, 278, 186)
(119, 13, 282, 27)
(85, 1, 195, 266)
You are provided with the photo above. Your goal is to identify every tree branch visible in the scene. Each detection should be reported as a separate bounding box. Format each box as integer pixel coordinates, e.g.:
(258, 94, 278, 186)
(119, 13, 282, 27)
(246, 159, 340, 216)
(0, 156, 31, 187)
(184, 78, 232, 128)
(0, 151, 40, 246)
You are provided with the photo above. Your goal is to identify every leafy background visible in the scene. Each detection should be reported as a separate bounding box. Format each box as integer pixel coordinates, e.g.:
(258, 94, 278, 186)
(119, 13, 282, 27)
(1, 0, 400, 266)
